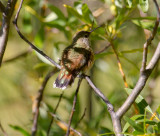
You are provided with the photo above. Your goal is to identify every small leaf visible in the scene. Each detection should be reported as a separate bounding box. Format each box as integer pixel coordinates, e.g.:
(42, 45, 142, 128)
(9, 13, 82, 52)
(132, 19, 154, 31)
(125, 88, 153, 114)
(82, 3, 94, 24)
(48, 4, 66, 20)
(34, 26, 45, 49)
(156, 105, 160, 115)
(33, 63, 49, 70)
(9, 125, 30, 136)
(64, 4, 83, 20)
(136, 119, 156, 125)
(99, 127, 113, 136)
(139, 0, 149, 13)
(124, 116, 144, 132)
(126, 0, 133, 8)
(123, 115, 144, 132)
(35, 51, 54, 66)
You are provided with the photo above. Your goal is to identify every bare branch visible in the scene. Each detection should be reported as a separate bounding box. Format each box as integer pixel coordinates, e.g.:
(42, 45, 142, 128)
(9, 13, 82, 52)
(47, 91, 64, 136)
(31, 69, 58, 136)
(141, 0, 160, 72)
(74, 108, 87, 129)
(50, 113, 82, 136)
(0, 1, 5, 12)
(85, 76, 123, 136)
(117, 42, 160, 118)
(66, 78, 83, 136)
(116, 0, 160, 119)
(94, 43, 111, 54)
(0, 0, 17, 67)
(12, 0, 61, 69)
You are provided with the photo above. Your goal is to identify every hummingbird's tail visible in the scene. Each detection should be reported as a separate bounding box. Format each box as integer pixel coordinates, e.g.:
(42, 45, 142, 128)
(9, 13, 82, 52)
(53, 69, 75, 90)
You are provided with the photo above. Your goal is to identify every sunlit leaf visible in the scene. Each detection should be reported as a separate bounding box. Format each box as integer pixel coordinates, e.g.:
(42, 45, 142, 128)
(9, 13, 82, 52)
(156, 105, 160, 115)
(35, 52, 54, 66)
(44, 12, 58, 22)
(132, 19, 155, 31)
(124, 116, 144, 132)
(136, 119, 156, 125)
(125, 88, 153, 114)
(139, 0, 149, 13)
(64, 4, 83, 20)
(123, 115, 144, 132)
(126, 0, 132, 8)
(82, 3, 94, 24)
(48, 4, 66, 20)
(9, 125, 30, 136)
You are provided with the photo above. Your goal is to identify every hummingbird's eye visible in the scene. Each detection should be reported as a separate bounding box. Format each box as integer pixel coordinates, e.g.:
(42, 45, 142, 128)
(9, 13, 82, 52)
(84, 34, 88, 38)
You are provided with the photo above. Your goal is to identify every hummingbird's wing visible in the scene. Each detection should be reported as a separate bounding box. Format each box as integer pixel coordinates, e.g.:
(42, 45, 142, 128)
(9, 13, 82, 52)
(62, 47, 92, 74)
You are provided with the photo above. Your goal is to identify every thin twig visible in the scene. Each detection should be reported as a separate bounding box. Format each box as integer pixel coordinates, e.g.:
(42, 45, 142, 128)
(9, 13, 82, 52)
(94, 43, 111, 54)
(50, 113, 82, 136)
(0, 1, 5, 12)
(110, 42, 128, 88)
(116, 0, 160, 119)
(0, 122, 8, 136)
(74, 108, 87, 129)
(12, 0, 61, 69)
(66, 78, 83, 136)
(110, 42, 139, 114)
(3, 49, 31, 63)
(31, 69, 58, 136)
(0, 0, 17, 67)
(47, 91, 64, 136)
(141, 0, 160, 72)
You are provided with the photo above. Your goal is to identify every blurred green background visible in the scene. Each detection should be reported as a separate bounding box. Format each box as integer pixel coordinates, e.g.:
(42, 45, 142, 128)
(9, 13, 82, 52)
(0, 0, 160, 135)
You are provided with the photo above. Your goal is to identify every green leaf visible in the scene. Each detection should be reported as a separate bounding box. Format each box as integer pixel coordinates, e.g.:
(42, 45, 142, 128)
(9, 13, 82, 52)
(156, 105, 160, 115)
(82, 3, 94, 24)
(48, 4, 66, 20)
(64, 4, 83, 20)
(132, 19, 155, 31)
(125, 88, 153, 114)
(139, 0, 149, 13)
(34, 26, 45, 48)
(120, 48, 143, 54)
(35, 51, 54, 66)
(126, 0, 133, 8)
(45, 20, 71, 39)
(123, 115, 144, 132)
(124, 116, 144, 132)
(9, 125, 30, 136)
(33, 63, 49, 70)
(22, 11, 32, 33)
(136, 119, 156, 125)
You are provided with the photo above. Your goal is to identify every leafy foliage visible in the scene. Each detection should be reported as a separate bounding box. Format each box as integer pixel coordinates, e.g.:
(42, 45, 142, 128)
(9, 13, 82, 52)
(0, 0, 160, 136)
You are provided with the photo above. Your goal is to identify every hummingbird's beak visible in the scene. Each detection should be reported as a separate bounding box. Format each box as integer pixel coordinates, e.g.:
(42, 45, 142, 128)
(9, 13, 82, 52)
(90, 25, 102, 33)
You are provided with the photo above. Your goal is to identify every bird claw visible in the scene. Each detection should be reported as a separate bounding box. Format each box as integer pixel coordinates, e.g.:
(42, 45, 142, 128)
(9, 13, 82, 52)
(77, 73, 89, 79)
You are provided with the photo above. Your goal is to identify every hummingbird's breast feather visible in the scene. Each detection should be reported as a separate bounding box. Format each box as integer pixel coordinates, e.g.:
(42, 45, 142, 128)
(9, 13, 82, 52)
(61, 46, 94, 75)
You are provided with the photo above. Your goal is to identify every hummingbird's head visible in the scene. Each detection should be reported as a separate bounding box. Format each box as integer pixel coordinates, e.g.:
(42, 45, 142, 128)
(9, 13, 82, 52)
(72, 31, 91, 47)
(72, 31, 90, 43)
(72, 26, 102, 47)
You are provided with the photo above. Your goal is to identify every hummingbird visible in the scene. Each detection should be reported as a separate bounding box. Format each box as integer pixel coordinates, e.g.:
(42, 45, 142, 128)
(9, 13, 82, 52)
(53, 27, 100, 90)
